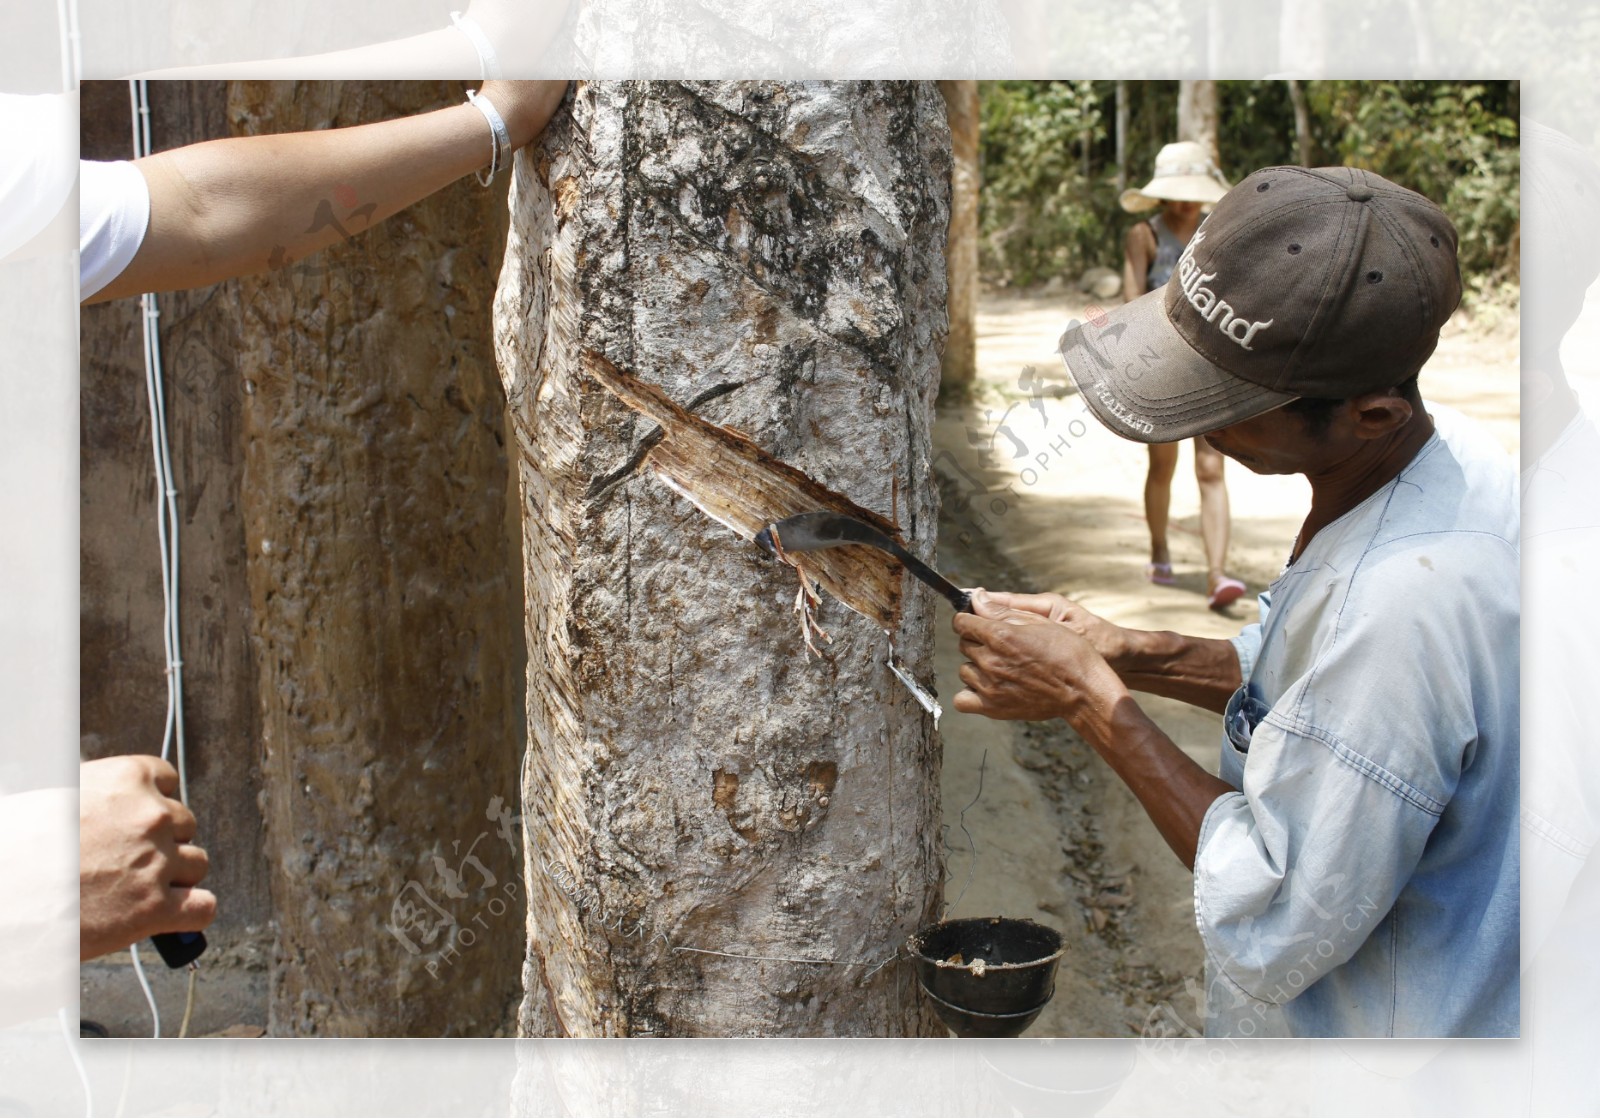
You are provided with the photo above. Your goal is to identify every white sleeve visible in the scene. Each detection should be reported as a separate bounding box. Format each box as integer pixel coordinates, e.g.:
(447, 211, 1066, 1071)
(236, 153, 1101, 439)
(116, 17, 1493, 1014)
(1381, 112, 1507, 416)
(0, 93, 77, 263)
(78, 160, 152, 301)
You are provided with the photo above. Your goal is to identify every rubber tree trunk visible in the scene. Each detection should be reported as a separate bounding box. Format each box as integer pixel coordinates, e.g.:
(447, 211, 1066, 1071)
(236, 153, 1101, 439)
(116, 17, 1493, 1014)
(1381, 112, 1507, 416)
(230, 81, 524, 1037)
(493, 81, 949, 1038)
(1177, 79, 1220, 166)
(1287, 79, 1312, 167)
(79, 80, 271, 959)
(1114, 81, 1128, 194)
(937, 80, 979, 393)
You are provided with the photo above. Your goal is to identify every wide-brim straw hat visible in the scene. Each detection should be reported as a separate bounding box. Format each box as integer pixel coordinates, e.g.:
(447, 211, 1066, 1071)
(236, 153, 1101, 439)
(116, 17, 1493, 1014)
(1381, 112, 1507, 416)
(1120, 141, 1231, 212)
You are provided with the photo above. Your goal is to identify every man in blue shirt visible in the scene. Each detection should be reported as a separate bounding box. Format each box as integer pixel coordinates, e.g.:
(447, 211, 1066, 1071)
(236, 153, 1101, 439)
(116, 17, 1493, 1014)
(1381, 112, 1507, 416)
(951, 166, 1518, 1037)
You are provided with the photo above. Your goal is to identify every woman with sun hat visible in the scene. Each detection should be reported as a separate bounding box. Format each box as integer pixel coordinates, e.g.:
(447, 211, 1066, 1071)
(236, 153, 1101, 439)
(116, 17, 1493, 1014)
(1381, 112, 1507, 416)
(1120, 140, 1246, 610)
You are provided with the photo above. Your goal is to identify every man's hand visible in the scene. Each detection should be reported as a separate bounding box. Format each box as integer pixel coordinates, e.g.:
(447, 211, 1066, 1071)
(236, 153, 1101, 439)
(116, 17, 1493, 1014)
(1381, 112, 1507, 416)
(953, 590, 1237, 870)
(79, 755, 215, 962)
(952, 599, 1129, 727)
(970, 588, 1135, 667)
(969, 587, 1244, 714)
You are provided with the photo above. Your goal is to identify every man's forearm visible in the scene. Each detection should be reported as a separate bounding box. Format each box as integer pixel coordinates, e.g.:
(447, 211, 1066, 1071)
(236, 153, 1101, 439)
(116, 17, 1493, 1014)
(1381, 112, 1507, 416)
(1113, 628, 1242, 713)
(1076, 691, 1235, 869)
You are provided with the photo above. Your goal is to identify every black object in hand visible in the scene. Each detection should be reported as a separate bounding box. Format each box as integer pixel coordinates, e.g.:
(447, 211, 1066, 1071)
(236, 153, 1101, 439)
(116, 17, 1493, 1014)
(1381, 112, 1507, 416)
(151, 930, 206, 968)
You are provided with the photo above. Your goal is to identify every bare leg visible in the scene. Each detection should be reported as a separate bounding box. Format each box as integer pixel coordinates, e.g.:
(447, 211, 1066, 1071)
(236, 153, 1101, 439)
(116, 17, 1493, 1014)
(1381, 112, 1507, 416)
(1193, 436, 1232, 592)
(1145, 442, 1180, 567)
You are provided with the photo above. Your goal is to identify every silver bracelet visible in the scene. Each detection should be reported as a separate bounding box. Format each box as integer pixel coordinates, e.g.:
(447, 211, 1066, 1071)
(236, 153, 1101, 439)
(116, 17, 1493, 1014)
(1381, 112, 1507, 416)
(466, 88, 512, 188)
(449, 11, 502, 80)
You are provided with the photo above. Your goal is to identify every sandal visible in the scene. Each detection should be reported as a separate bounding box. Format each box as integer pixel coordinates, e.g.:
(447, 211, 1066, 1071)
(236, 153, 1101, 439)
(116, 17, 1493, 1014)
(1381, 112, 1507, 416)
(1146, 562, 1176, 586)
(1208, 576, 1247, 610)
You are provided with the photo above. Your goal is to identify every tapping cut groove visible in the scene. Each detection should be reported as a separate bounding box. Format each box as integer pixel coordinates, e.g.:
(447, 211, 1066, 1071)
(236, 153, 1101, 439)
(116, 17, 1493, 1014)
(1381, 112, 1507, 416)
(584, 350, 909, 632)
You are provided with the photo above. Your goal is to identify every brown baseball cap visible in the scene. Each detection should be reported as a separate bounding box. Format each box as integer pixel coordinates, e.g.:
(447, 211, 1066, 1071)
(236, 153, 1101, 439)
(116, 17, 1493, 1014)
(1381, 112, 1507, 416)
(1059, 166, 1463, 444)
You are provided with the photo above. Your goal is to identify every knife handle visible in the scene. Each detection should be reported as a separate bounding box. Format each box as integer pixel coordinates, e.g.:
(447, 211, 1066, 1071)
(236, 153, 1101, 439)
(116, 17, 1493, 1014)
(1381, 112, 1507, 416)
(884, 541, 972, 613)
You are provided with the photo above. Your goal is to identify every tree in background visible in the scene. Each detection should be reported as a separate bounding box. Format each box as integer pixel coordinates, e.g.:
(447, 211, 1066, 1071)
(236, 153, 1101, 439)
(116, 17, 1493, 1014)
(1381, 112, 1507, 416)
(939, 80, 981, 394)
(977, 79, 1115, 289)
(979, 79, 1519, 304)
(1307, 80, 1520, 294)
(1177, 80, 1219, 165)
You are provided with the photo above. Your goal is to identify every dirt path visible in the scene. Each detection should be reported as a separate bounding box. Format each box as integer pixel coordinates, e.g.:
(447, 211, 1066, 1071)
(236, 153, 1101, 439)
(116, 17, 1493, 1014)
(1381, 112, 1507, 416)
(934, 287, 1519, 1037)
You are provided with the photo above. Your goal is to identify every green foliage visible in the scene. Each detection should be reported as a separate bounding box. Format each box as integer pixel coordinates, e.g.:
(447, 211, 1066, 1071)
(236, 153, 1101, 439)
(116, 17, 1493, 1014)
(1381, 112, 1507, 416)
(977, 80, 1108, 289)
(1217, 81, 1298, 180)
(1307, 81, 1520, 283)
(977, 80, 1520, 302)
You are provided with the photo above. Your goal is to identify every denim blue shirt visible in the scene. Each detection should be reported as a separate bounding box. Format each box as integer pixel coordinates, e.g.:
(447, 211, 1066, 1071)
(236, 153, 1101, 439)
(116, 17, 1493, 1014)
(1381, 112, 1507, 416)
(1195, 406, 1520, 1037)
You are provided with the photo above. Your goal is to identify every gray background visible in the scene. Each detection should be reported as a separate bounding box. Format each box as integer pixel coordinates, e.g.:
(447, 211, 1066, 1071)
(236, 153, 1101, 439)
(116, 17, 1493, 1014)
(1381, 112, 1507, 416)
(0, 0, 1588, 1113)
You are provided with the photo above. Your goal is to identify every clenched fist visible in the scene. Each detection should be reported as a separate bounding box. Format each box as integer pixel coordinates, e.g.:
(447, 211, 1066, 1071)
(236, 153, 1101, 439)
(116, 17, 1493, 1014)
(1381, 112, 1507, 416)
(79, 755, 215, 962)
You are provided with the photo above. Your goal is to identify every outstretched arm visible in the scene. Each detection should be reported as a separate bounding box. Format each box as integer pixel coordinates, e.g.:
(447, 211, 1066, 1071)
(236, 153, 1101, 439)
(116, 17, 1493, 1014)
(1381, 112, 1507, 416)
(87, 80, 567, 304)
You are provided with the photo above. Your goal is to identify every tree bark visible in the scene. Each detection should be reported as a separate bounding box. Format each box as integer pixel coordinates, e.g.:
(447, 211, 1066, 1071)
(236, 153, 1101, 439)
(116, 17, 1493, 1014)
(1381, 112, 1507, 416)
(494, 80, 948, 1038)
(1287, 79, 1312, 167)
(1177, 80, 1220, 166)
(937, 80, 979, 393)
(1114, 81, 1128, 195)
(79, 80, 272, 962)
(230, 81, 525, 1037)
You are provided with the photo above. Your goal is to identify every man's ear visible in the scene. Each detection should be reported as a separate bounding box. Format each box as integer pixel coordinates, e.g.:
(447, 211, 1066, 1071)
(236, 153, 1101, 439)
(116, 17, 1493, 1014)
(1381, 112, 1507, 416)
(1348, 389, 1414, 439)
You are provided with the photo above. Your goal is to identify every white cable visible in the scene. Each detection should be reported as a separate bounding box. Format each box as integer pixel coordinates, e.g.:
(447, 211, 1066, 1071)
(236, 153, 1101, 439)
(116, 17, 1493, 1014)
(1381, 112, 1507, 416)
(126, 80, 192, 1040)
(125, 81, 139, 161)
(58, 1007, 94, 1117)
(129, 80, 188, 798)
(128, 943, 160, 1040)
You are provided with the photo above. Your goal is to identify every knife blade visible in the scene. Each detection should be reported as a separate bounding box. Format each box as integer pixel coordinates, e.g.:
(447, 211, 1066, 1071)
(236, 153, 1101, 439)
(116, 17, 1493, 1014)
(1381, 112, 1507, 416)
(755, 511, 973, 613)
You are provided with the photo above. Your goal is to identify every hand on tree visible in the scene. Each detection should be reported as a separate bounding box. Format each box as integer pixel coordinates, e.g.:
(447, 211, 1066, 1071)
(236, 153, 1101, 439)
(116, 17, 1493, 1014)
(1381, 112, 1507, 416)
(478, 80, 571, 151)
(952, 598, 1127, 726)
(79, 755, 216, 962)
